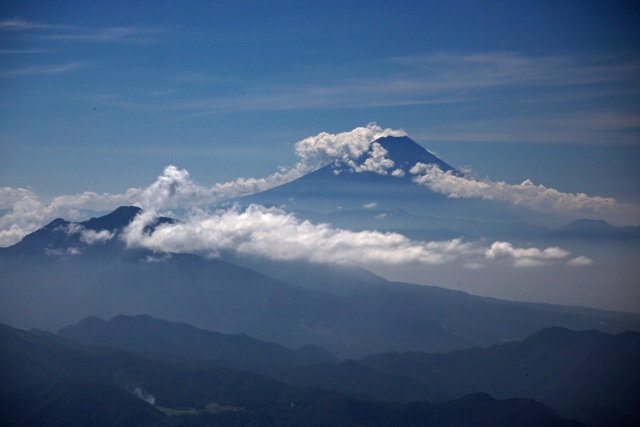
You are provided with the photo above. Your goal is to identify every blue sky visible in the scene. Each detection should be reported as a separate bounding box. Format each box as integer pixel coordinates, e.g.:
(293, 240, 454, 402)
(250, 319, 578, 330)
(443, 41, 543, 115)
(1, 0, 639, 200)
(1, 1, 640, 311)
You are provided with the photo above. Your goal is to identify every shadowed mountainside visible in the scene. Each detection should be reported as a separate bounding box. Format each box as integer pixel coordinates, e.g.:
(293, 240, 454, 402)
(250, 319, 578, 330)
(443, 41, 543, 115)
(361, 327, 640, 427)
(2, 206, 639, 359)
(58, 314, 338, 372)
(1, 322, 586, 427)
(54, 313, 639, 427)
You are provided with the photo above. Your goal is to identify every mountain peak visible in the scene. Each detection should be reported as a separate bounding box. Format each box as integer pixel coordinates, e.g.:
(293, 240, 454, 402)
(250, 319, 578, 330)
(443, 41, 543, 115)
(43, 218, 71, 230)
(5, 206, 146, 255)
(324, 135, 456, 178)
(80, 206, 142, 232)
(4, 205, 180, 255)
(372, 135, 455, 173)
(58, 314, 339, 369)
(235, 135, 456, 212)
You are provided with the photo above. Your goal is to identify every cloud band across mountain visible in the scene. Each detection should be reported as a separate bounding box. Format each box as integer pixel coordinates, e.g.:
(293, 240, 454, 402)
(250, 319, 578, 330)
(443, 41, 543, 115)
(122, 205, 588, 269)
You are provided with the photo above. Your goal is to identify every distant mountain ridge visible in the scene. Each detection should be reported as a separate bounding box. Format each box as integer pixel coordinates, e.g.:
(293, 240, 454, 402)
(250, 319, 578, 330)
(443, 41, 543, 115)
(58, 314, 338, 371)
(1, 322, 586, 427)
(1, 206, 175, 257)
(361, 327, 640, 426)
(557, 218, 640, 239)
(2, 134, 638, 426)
(50, 314, 640, 427)
(2, 206, 640, 359)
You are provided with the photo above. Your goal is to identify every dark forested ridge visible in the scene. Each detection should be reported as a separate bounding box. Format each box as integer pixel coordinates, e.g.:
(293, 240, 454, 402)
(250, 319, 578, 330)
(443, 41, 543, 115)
(0, 322, 586, 427)
(46, 314, 640, 427)
(361, 327, 640, 427)
(58, 314, 338, 372)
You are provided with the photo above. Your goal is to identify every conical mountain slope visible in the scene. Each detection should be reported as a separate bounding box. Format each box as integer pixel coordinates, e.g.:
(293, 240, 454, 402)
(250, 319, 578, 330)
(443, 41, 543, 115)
(237, 134, 541, 228)
(369, 135, 455, 174)
(309, 135, 456, 180)
(239, 135, 458, 213)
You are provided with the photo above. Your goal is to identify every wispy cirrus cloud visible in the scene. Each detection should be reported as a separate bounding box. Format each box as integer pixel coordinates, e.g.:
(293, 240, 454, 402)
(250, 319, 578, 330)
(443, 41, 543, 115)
(389, 52, 640, 88)
(42, 26, 167, 43)
(0, 18, 167, 44)
(412, 112, 640, 145)
(0, 48, 45, 54)
(0, 62, 89, 78)
(98, 51, 639, 147)
(0, 18, 72, 31)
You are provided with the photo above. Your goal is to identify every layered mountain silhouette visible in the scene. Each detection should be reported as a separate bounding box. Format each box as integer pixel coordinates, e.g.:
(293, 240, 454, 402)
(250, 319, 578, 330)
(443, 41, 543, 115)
(2, 134, 639, 425)
(2, 321, 587, 427)
(12, 313, 640, 426)
(49, 314, 640, 426)
(58, 314, 338, 372)
(361, 327, 640, 426)
(2, 206, 640, 359)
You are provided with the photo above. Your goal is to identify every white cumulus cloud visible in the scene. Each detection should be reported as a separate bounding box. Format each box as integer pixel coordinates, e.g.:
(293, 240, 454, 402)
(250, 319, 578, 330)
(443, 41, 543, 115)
(66, 224, 115, 245)
(2, 123, 638, 250)
(123, 205, 478, 265)
(294, 123, 405, 171)
(345, 142, 395, 175)
(485, 241, 569, 267)
(568, 256, 594, 267)
(135, 123, 404, 210)
(122, 205, 580, 269)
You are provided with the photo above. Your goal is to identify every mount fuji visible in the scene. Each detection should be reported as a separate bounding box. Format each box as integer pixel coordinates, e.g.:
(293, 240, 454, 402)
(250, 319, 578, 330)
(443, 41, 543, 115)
(232, 135, 582, 242)
(236, 135, 481, 216)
